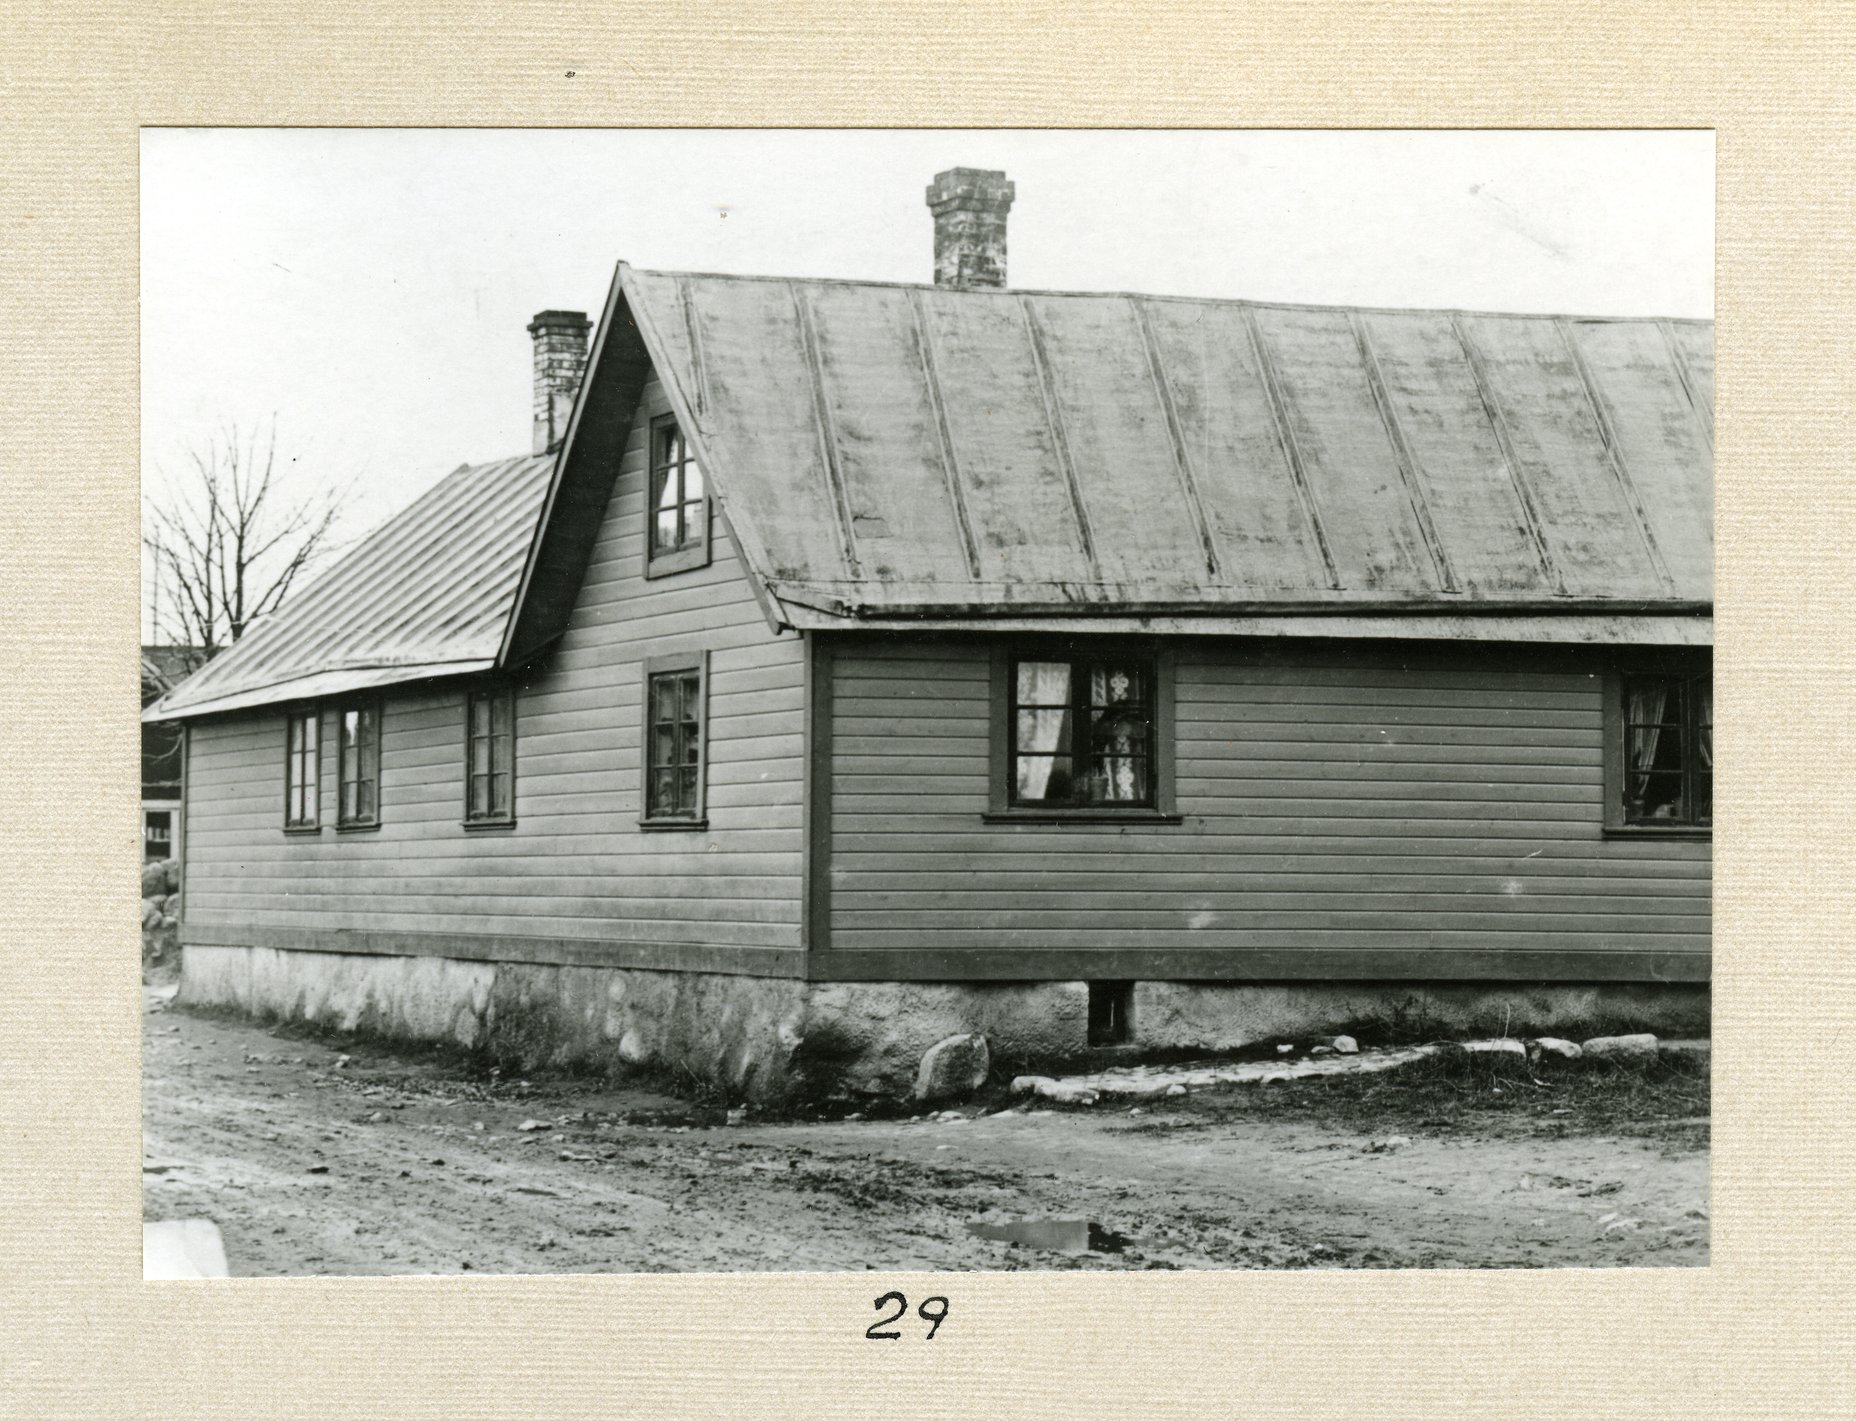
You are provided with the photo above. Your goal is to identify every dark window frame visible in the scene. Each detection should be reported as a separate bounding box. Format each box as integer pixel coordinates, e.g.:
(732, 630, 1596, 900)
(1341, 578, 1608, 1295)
(644, 413, 711, 578)
(463, 683, 518, 829)
(282, 705, 322, 833)
(334, 697, 383, 831)
(640, 650, 709, 829)
(1602, 661, 1712, 839)
(986, 643, 1180, 824)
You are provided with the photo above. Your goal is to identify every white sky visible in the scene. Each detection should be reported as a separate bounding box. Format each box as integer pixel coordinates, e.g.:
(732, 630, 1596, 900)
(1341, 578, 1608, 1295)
(141, 128, 1713, 627)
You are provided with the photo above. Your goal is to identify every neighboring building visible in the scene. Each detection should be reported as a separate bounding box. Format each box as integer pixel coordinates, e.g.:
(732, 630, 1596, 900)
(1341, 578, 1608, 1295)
(141, 645, 202, 863)
(144, 170, 1712, 1098)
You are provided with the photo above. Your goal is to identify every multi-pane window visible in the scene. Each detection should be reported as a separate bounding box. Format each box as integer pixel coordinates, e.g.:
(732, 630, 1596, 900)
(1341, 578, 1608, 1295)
(643, 660, 706, 822)
(1622, 672, 1712, 827)
(284, 708, 320, 829)
(465, 687, 516, 824)
(648, 416, 706, 562)
(336, 702, 380, 828)
(1011, 656, 1155, 807)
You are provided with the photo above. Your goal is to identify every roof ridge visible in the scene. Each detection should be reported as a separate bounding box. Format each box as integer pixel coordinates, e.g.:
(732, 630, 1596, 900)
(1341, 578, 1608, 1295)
(627, 265, 1713, 327)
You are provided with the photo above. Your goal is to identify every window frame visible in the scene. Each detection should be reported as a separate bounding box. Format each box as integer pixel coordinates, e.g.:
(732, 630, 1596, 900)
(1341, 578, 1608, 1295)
(1602, 661, 1712, 839)
(640, 650, 710, 829)
(643, 413, 711, 579)
(462, 683, 519, 829)
(282, 705, 322, 833)
(986, 643, 1180, 824)
(334, 697, 384, 831)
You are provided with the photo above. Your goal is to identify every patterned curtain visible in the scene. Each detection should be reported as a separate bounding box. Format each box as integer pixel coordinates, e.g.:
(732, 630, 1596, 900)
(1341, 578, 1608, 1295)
(1628, 682, 1668, 772)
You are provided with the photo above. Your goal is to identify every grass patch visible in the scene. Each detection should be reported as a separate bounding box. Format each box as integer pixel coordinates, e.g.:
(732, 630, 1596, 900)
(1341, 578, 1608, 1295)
(1181, 1045, 1710, 1144)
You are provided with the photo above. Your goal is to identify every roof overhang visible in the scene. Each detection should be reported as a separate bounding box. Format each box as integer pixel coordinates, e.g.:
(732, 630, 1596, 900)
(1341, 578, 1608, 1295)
(776, 607, 1712, 646)
(142, 659, 497, 723)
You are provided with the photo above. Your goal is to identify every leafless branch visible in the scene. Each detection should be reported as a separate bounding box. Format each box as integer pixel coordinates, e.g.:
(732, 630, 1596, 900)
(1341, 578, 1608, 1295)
(143, 417, 352, 657)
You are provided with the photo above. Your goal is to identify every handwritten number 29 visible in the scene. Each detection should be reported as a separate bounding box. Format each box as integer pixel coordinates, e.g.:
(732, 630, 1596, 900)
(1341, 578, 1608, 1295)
(866, 1291, 949, 1340)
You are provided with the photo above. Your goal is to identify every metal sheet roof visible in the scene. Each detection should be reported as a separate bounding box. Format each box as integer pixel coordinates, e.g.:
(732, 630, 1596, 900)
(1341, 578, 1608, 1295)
(623, 267, 1713, 622)
(145, 453, 552, 721)
(146, 266, 1713, 724)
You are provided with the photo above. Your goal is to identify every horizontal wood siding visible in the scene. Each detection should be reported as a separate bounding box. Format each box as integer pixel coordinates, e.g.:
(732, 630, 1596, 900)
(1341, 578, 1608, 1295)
(183, 371, 806, 970)
(823, 636, 1709, 980)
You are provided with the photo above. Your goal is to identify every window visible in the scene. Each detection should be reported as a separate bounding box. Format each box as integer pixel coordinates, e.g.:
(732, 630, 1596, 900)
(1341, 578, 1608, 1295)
(336, 701, 381, 828)
(1620, 672, 1712, 828)
(284, 708, 320, 830)
(646, 415, 709, 575)
(465, 686, 516, 825)
(1009, 654, 1157, 808)
(143, 810, 173, 863)
(642, 653, 707, 825)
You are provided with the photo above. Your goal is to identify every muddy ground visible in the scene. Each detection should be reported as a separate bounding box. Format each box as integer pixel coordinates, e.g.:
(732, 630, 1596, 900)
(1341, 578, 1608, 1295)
(142, 990, 1709, 1274)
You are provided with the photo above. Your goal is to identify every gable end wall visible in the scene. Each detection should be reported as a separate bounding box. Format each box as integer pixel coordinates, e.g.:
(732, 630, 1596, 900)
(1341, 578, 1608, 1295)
(180, 371, 806, 973)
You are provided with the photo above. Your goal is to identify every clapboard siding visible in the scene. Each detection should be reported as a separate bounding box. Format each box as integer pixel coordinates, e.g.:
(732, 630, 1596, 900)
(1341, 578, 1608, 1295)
(183, 370, 806, 963)
(822, 636, 1710, 978)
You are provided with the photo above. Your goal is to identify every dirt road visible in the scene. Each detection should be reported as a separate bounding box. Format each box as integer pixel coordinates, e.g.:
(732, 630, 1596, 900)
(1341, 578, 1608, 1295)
(142, 991, 1708, 1274)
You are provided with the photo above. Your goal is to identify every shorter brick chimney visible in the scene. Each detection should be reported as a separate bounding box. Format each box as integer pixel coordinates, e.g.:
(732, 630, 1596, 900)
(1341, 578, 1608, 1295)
(527, 309, 592, 455)
(926, 168, 1015, 290)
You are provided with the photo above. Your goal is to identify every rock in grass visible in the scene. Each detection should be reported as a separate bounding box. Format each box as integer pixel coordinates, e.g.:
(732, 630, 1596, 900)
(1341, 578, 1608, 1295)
(1032, 1079, 1101, 1106)
(1461, 1038, 1528, 1056)
(914, 1032, 990, 1104)
(1529, 1037, 1583, 1061)
(1582, 1033, 1658, 1061)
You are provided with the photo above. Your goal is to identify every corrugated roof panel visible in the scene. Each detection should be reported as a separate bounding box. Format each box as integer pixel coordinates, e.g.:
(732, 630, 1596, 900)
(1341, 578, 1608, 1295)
(1662, 320, 1714, 429)
(1249, 306, 1440, 595)
(1137, 298, 1328, 595)
(147, 452, 553, 719)
(805, 281, 974, 582)
(1565, 318, 1713, 597)
(1452, 314, 1668, 600)
(1359, 311, 1554, 595)
(682, 274, 854, 584)
(1026, 294, 1214, 590)
(916, 287, 1091, 584)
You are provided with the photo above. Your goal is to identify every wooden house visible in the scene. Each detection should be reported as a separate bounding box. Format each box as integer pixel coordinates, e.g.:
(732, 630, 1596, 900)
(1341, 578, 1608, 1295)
(145, 170, 1711, 1098)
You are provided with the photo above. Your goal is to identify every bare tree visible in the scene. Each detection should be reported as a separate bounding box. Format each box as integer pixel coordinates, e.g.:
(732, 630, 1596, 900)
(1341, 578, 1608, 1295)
(144, 419, 350, 659)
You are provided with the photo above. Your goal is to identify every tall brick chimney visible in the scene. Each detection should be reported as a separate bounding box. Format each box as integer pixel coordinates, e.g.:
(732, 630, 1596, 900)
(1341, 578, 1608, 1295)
(527, 309, 592, 455)
(926, 168, 1015, 290)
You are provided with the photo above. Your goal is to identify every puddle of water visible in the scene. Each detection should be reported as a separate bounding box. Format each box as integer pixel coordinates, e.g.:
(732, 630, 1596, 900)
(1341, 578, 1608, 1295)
(966, 1219, 1133, 1255)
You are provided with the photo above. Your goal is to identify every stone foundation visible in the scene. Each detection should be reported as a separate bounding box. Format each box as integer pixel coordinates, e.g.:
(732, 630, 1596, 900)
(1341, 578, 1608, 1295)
(179, 944, 1709, 1102)
(178, 945, 806, 1102)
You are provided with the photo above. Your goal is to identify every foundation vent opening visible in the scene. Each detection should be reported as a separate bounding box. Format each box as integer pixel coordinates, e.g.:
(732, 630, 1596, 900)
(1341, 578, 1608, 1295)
(1087, 981, 1135, 1047)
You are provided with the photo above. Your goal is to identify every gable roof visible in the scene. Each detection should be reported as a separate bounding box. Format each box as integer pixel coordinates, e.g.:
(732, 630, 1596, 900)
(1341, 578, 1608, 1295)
(620, 267, 1713, 626)
(146, 453, 552, 720)
(148, 262, 1712, 723)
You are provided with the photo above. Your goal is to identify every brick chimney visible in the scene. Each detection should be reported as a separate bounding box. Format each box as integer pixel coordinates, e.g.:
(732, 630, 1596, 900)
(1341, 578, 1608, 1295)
(926, 168, 1015, 290)
(527, 309, 592, 455)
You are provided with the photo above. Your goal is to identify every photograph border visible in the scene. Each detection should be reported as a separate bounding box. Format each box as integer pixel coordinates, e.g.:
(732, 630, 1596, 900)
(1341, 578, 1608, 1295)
(4, 3, 1850, 1416)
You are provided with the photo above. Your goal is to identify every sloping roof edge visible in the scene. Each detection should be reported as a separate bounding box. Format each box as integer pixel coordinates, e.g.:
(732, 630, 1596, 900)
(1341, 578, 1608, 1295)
(142, 658, 498, 723)
(780, 608, 1711, 646)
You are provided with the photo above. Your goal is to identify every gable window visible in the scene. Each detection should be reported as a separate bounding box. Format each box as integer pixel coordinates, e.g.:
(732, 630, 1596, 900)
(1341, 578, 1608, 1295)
(284, 708, 320, 830)
(1620, 671, 1711, 828)
(646, 415, 710, 576)
(465, 686, 516, 826)
(336, 701, 381, 829)
(994, 651, 1177, 820)
(641, 652, 707, 826)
